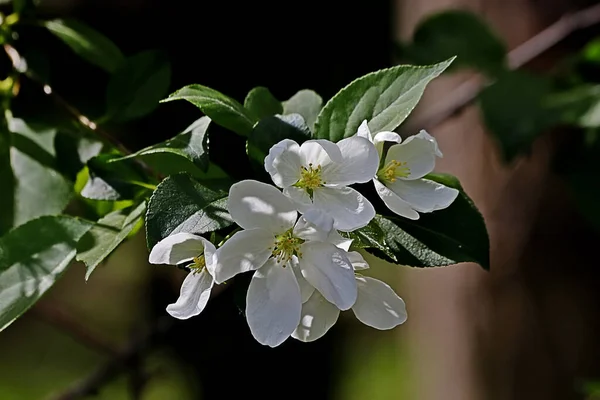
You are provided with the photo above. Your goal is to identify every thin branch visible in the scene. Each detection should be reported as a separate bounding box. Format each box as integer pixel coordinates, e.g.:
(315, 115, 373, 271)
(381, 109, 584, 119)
(3, 43, 134, 156)
(48, 317, 173, 400)
(32, 302, 119, 357)
(400, 2, 600, 134)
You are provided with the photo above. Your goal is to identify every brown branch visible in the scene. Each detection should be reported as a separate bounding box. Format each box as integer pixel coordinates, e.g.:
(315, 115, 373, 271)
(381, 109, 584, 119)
(400, 2, 600, 134)
(3, 43, 134, 156)
(32, 302, 119, 357)
(47, 317, 173, 400)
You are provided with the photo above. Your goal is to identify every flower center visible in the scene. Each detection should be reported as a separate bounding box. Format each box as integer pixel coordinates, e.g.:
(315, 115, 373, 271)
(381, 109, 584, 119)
(295, 163, 323, 192)
(271, 229, 304, 263)
(377, 160, 410, 183)
(189, 255, 206, 274)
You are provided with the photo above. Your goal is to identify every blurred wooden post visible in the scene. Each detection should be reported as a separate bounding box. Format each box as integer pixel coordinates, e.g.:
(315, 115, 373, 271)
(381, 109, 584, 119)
(393, 1, 590, 399)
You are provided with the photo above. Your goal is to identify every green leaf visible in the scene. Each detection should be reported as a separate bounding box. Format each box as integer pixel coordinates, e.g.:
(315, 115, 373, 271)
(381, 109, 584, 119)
(44, 19, 124, 73)
(145, 173, 234, 248)
(81, 153, 148, 201)
(162, 84, 258, 136)
(0, 124, 13, 235)
(111, 116, 210, 174)
(314, 59, 453, 142)
(406, 10, 507, 76)
(342, 219, 396, 260)
(0, 215, 92, 331)
(385, 173, 488, 269)
(76, 202, 146, 280)
(282, 89, 323, 132)
(244, 87, 282, 120)
(478, 71, 556, 161)
(105, 50, 171, 122)
(362, 173, 489, 269)
(7, 119, 72, 230)
(54, 133, 104, 180)
(247, 114, 311, 171)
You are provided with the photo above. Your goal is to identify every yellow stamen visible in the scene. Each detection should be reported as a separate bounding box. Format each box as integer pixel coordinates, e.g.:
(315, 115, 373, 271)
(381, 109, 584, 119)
(189, 255, 206, 274)
(294, 163, 324, 191)
(271, 229, 304, 263)
(377, 160, 410, 183)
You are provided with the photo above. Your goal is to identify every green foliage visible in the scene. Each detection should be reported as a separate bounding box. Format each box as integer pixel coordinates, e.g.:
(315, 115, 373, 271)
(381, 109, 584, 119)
(244, 87, 282, 119)
(354, 174, 489, 269)
(404, 10, 507, 76)
(478, 71, 557, 161)
(0, 216, 92, 331)
(282, 89, 323, 132)
(162, 85, 258, 136)
(44, 19, 124, 73)
(314, 58, 453, 142)
(145, 174, 234, 248)
(114, 116, 210, 175)
(1, 118, 72, 234)
(76, 202, 146, 280)
(81, 153, 148, 201)
(247, 114, 311, 171)
(105, 50, 171, 122)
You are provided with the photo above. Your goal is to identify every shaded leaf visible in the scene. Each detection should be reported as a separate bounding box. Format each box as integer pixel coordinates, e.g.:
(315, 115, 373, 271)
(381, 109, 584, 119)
(0, 216, 92, 331)
(478, 71, 556, 161)
(406, 10, 507, 76)
(364, 173, 489, 269)
(81, 153, 147, 201)
(44, 19, 124, 73)
(314, 59, 453, 142)
(282, 89, 323, 132)
(77, 202, 146, 280)
(247, 114, 310, 172)
(244, 87, 282, 120)
(162, 84, 258, 136)
(145, 173, 234, 248)
(106, 50, 171, 122)
(112, 116, 210, 173)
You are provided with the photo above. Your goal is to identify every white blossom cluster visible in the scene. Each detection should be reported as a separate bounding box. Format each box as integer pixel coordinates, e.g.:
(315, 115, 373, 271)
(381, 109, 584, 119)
(149, 121, 458, 347)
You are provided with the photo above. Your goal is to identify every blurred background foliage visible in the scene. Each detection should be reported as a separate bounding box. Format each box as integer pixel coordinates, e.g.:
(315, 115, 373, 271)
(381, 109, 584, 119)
(2, 0, 600, 398)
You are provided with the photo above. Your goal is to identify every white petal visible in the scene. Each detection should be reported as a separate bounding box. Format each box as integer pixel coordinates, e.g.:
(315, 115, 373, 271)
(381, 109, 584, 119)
(312, 187, 375, 231)
(246, 258, 302, 347)
(283, 186, 313, 214)
(373, 131, 402, 158)
(347, 251, 369, 270)
(264, 139, 303, 188)
(356, 120, 373, 142)
(228, 180, 297, 233)
(212, 228, 273, 284)
(373, 179, 419, 220)
(414, 130, 442, 157)
(321, 136, 379, 185)
(299, 139, 343, 166)
(292, 291, 340, 342)
(149, 233, 206, 265)
(299, 242, 357, 310)
(166, 269, 214, 319)
(352, 275, 407, 330)
(327, 229, 353, 251)
(291, 258, 315, 303)
(201, 240, 218, 277)
(385, 137, 437, 180)
(293, 208, 334, 242)
(386, 178, 459, 213)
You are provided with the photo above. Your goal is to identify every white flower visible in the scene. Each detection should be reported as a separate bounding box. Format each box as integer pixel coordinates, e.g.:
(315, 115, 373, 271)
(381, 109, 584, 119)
(149, 233, 217, 320)
(292, 250, 408, 342)
(213, 180, 357, 347)
(264, 137, 379, 231)
(357, 120, 459, 220)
